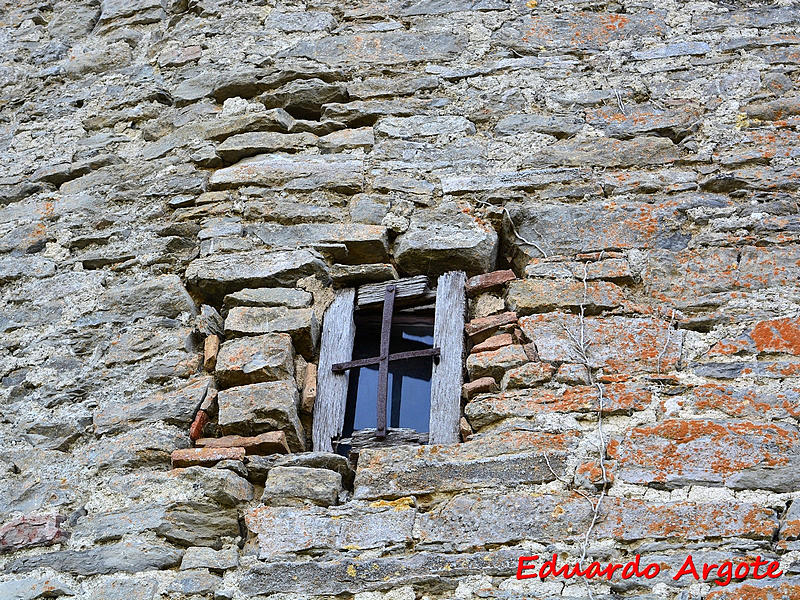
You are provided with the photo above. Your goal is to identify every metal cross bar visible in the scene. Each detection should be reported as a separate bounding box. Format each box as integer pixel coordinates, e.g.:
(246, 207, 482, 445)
(332, 283, 440, 438)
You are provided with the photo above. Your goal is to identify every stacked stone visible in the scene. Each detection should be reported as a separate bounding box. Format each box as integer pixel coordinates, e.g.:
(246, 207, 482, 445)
(1, 0, 800, 598)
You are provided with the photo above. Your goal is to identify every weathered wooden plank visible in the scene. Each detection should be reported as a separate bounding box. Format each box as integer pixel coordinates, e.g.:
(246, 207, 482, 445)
(428, 271, 466, 445)
(312, 288, 356, 452)
(357, 275, 428, 308)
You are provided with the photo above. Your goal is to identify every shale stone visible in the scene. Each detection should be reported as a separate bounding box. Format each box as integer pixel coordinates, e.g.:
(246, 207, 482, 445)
(262, 466, 342, 507)
(214, 333, 295, 387)
(224, 306, 319, 359)
(223, 287, 313, 309)
(217, 380, 304, 451)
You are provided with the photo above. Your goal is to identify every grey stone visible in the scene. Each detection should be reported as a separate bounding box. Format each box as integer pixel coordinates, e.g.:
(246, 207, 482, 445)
(157, 502, 239, 548)
(82, 428, 190, 472)
(216, 132, 316, 162)
(72, 505, 167, 543)
(209, 154, 364, 194)
(217, 380, 304, 451)
(441, 168, 582, 195)
(318, 128, 375, 152)
(93, 376, 213, 436)
(171, 467, 254, 506)
(494, 114, 583, 138)
(330, 263, 398, 286)
(185, 249, 328, 302)
(632, 42, 711, 60)
(245, 501, 415, 559)
(224, 306, 319, 359)
(262, 466, 342, 507)
(223, 287, 313, 310)
(0, 256, 56, 283)
(4, 539, 183, 576)
(274, 452, 355, 489)
(354, 431, 573, 499)
(180, 546, 239, 571)
(243, 455, 280, 484)
(0, 576, 75, 600)
(246, 223, 389, 264)
(347, 75, 439, 99)
(530, 136, 679, 168)
(102, 274, 196, 319)
(215, 334, 295, 387)
(88, 577, 158, 600)
(395, 203, 498, 276)
(375, 116, 475, 138)
(264, 10, 337, 33)
(283, 32, 464, 65)
(167, 569, 222, 595)
(262, 78, 348, 116)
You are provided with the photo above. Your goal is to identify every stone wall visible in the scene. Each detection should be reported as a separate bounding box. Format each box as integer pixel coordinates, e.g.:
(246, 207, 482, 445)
(1, 0, 799, 598)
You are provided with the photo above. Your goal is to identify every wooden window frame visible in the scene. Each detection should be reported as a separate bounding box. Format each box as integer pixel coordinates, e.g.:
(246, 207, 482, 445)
(312, 271, 466, 452)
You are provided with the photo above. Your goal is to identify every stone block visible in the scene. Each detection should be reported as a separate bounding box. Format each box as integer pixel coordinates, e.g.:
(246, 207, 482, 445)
(167, 569, 222, 596)
(465, 269, 516, 296)
(395, 204, 498, 276)
(224, 287, 313, 309)
(224, 306, 319, 359)
(0, 576, 76, 600)
(611, 419, 800, 492)
(185, 249, 328, 302)
(170, 467, 254, 506)
(247, 223, 389, 264)
(466, 344, 528, 380)
(214, 333, 295, 387)
(283, 31, 464, 65)
(586, 103, 700, 139)
(465, 311, 518, 338)
(157, 502, 240, 548)
(180, 546, 239, 571)
(375, 115, 475, 138)
(216, 131, 316, 162)
(171, 447, 246, 468)
(505, 279, 625, 315)
(750, 316, 800, 355)
(209, 154, 363, 193)
(262, 466, 342, 507)
(0, 514, 69, 554)
(519, 314, 682, 375)
(196, 432, 289, 455)
(274, 452, 355, 489)
(217, 380, 304, 451)
(4, 539, 183, 576)
(245, 500, 415, 559)
(500, 361, 555, 389)
(318, 127, 375, 152)
(93, 376, 213, 436)
(353, 430, 578, 499)
(465, 382, 651, 429)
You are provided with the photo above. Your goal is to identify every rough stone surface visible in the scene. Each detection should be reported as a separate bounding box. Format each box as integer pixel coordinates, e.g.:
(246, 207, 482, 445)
(3, 0, 800, 598)
(261, 466, 342, 507)
(217, 380, 304, 451)
(214, 333, 295, 387)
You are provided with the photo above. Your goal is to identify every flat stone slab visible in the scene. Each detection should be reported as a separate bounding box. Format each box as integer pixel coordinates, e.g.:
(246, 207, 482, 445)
(214, 333, 295, 387)
(353, 430, 578, 499)
(185, 249, 327, 302)
(610, 419, 800, 492)
(217, 380, 304, 451)
(171, 447, 246, 468)
(224, 306, 319, 359)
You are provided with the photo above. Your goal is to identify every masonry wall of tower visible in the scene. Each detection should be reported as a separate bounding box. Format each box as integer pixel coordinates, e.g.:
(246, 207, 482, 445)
(1, 0, 800, 598)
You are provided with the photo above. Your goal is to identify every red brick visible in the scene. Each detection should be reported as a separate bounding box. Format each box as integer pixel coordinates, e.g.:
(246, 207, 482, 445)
(611, 419, 800, 492)
(462, 376, 499, 400)
(464, 311, 517, 338)
(195, 432, 290, 455)
(470, 333, 512, 354)
(465, 269, 516, 296)
(0, 514, 69, 553)
(171, 446, 246, 468)
(189, 409, 210, 441)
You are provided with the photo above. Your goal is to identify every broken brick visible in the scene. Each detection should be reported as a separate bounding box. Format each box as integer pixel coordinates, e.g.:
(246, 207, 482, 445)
(465, 269, 516, 296)
(0, 514, 69, 554)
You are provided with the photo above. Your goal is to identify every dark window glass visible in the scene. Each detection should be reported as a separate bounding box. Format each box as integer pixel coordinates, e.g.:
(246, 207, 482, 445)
(340, 315, 434, 439)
